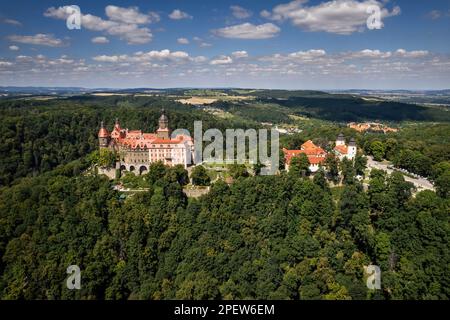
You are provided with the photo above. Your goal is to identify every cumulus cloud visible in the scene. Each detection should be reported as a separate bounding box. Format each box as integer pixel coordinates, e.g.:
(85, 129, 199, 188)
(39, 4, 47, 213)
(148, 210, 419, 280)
(342, 49, 429, 59)
(44, 5, 157, 44)
(232, 51, 249, 58)
(169, 9, 192, 20)
(91, 36, 110, 44)
(210, 56, 233, 65)
(230, 5, 252, 19)
(289, 49, 326, 59)
(8, 34, 65, 47)
(262, 0, 401, 35)
(177, 37, 190, 44)
(0, 61, 14, 67)
(395, 49, 429, 58)
(347, 49, 392, 59)
(105, 5, 160, 24)
(9, 45, 20, 51)
(214, 22, 280, 39)
(0, 48, 445, 89)
(93, 49, 194, 64)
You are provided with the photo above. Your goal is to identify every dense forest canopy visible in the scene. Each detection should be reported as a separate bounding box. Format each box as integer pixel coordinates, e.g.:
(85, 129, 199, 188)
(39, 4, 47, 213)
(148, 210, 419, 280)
(0, 159, 448, 299)
(0, 93, 448, 300)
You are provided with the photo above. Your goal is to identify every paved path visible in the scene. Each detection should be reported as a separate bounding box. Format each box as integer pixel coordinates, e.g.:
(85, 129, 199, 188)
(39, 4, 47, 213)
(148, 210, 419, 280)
(366, 156, 435, 192)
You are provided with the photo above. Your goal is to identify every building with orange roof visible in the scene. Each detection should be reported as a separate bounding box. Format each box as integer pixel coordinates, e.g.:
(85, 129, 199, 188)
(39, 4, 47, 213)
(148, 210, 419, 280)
(283, 140, 327, 173)
(98, 110, 194, 174)
(283, 134, 358, 173)
(333, 133, 357, 161)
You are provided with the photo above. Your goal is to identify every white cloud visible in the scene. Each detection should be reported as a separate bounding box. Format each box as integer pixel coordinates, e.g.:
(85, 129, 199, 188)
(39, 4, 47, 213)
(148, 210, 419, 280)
(210, 56, 233, 65)
(230, 5, 252, 19)
(342, 49, 429, 60)
(426, 10, 442, 20)
(2, 18, 22, 26)
(44, 6, 156, 44)
(260, 10, 271, 18)
(0, 48, 445, 89)
(93, 49, 193, 64)
(263, 0, 401, 35)
(288, 49, 327, 60)
(214, 23, 280, 39)
(260, 49, 327, 63)
(105, 5, 160, 24)
(91, 36, 110, 44)
(9, 45, 20, 51)
(169, 9, 192, 20)
(193, 37, 212, 48)
(395, 49, 429, 58)
(192, 56, 208, 63)
(8, 34, 65, 47)
(232, 51, 248, 58)
(347, 49, 392, 59)
(177, 37, 190, 45)
(93, 55, 128, 63)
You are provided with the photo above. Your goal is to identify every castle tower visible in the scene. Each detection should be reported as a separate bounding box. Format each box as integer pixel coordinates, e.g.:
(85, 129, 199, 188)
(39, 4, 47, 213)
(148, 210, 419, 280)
(157, 109, 170, 139)
(348, 138, 357, 160)
(111, 118, 124, 139)
(336, 133, 345, 146)
(114, 118, 121, 131)
(98, 121, 110, 149)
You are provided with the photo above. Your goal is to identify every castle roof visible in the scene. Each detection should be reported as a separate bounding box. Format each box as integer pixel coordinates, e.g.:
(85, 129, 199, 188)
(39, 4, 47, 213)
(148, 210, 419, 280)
(283, 140, 327, 166)
(98, 122, 109, 138)
(301, 140, 326, 155)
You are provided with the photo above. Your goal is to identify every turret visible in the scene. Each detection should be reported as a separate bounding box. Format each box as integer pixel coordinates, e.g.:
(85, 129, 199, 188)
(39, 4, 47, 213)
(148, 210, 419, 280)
(336, 133, 345, 146)
(98, 121, 110, 149)
(348, 138, 357, 159)
(157, 109, 170, 139)
(114, 118, 121, 131)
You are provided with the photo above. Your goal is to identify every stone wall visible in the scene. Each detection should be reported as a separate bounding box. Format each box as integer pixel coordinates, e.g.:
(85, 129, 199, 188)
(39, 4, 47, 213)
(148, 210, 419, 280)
(98, 167, 117, 180)
(183, 186, 211, 198)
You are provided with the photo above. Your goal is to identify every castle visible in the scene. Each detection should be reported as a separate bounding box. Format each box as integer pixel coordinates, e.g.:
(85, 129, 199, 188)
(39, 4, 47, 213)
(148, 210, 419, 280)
(283, 134, 357, 173)
(98, 110, 195, 174)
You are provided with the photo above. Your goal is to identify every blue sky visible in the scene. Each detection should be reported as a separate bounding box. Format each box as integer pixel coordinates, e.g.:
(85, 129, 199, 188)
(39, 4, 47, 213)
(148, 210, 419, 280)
(0, 0, 449, 89)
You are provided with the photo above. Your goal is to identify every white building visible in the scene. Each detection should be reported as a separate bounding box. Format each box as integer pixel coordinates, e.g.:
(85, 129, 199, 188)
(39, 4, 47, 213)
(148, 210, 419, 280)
(333, 133, 357, 161)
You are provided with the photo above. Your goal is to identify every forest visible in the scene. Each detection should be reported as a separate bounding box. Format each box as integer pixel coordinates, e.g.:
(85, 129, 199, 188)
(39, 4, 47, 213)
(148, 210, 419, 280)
(0, 159, 448, 299)
(0, 93, 448, 300)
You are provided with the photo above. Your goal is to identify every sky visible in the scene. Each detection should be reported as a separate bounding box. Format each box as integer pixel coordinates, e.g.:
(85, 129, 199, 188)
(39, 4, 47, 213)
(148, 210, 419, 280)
(0, 0, 449, 90)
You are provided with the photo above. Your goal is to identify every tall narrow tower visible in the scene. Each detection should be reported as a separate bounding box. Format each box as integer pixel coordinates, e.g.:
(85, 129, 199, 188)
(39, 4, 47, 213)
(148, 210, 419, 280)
(98, 121, 110, 149)
(336, 133, 345, 146)
(157, 109, 170, 139)
(348, 138, 357, 160)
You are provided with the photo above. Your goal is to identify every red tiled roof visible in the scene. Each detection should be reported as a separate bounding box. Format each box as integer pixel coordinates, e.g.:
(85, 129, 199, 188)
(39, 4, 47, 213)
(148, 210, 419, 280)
(308, 156, 326, 164)
(301, 140, 326, 155)
(283, 147, 327, 166)
(151, 138, 182, 144)
(334, 145, 348, 155)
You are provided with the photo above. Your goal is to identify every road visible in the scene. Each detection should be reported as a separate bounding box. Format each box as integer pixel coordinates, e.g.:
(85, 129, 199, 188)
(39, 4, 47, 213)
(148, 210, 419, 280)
(366, 156, 435, 192)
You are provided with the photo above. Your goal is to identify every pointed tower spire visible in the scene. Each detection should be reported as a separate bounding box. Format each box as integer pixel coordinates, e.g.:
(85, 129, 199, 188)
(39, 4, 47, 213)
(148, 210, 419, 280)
(98, 120, 109, 138)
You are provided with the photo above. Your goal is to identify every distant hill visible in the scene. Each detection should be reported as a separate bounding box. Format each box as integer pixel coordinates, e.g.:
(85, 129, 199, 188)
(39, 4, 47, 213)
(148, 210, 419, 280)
(211, 90, 450, 122)
(1, 87, 448, 122)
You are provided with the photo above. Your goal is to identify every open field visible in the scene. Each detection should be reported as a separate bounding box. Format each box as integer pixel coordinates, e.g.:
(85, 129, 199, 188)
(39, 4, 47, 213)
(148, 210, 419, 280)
(176, 95, 254, 105)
